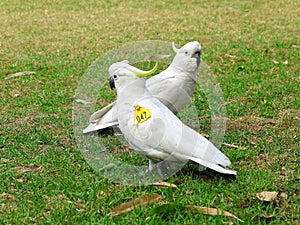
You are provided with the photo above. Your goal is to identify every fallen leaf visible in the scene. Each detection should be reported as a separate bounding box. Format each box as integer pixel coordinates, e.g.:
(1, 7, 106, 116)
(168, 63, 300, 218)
(16, 165, 44, 173)
(252, 213, 276, 223)
(292, 45, 300, 48)
(152, 203, 243, 222)
(148, 182, 177, 188)
(188, 205, 244, 223)
(272, 60, 279, 64)
(256, 191, 278, 202)
(5, 71, 36, 79)
(110, 194, 163, 216)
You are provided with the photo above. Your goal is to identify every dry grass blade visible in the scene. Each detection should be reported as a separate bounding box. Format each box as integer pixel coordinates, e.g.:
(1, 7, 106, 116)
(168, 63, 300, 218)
(147, 181, 177, 188)
(188, 206, 244, 223)
(222, 143, 246, 150)
(75, 99, 93, 104)
(110, 194, 163, 216)
(4, 71, 36, 79)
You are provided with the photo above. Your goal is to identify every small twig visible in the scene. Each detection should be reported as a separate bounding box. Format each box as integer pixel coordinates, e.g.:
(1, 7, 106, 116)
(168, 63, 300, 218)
(222, 143, 246, 150)
(98, 148, 110, 153)
(5, 71, 36, 79)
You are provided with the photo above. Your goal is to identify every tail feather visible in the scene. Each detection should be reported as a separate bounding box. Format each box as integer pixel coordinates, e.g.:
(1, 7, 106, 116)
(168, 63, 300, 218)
(83, 102, 118, 133)
(89, 102, 116, 122)
(188, 156, 237, 175)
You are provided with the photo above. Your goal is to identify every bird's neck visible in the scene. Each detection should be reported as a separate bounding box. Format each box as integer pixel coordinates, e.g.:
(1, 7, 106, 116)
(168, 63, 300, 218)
(168, 64, 198, 81)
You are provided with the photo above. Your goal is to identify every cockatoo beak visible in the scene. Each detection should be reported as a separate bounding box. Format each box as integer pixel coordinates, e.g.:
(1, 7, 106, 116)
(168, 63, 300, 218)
(192, 51, 201, 67)
(133, 62, 158, 78)
(109, 76, 115, 89)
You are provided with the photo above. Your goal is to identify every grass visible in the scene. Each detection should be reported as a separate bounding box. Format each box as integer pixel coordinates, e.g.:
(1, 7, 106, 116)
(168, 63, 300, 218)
(0, 0, 299, 224)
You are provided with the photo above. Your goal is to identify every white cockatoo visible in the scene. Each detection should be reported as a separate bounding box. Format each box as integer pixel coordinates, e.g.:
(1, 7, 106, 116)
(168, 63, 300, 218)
(110, 61, 237, 176)
(83, 41, 202, 133)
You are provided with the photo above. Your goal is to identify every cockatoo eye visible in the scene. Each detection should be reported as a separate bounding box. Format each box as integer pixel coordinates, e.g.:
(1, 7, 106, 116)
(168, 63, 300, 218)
(185, 51, 188, 55)
(113, 74, 118, 79)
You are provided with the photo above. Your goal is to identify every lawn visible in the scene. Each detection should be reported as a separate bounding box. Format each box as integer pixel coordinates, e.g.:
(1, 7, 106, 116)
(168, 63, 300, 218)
(0, 0, 299, 224)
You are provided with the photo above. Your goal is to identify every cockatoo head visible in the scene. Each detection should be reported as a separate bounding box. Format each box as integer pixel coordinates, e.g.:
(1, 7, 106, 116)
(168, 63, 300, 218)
(171, 41, 202, 73)
(109, 60, 158, 91)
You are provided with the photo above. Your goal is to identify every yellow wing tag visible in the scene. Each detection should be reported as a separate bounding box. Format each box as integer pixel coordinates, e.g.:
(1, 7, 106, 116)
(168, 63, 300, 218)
(134, 105, 151, 124)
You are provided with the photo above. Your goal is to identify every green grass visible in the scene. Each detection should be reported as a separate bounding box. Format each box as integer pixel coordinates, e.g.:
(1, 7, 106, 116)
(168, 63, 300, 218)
(1, 0, 299, 224)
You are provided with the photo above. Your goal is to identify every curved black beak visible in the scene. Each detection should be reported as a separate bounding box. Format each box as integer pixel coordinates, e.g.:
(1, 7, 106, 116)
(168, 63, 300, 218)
(192, 51, 201, 67)
(109, 77, 115, 89)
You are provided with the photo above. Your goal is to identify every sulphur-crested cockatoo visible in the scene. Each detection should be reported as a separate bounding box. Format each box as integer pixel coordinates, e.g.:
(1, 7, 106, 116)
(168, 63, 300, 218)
(110, 61, 237, 175)
(83, 41, 202, 133)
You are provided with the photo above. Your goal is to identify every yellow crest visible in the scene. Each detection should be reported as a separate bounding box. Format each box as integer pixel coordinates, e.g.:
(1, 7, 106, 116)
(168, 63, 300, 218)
(134, 105, 151, 124)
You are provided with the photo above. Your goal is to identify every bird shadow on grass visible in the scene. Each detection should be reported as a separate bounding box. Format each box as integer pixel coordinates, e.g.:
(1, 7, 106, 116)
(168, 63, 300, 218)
(175, 162, 237, 183)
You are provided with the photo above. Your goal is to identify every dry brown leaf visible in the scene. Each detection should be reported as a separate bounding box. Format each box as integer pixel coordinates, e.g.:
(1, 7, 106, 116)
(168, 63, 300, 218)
(188, 206, 244, 223)
(17, 165, 44, 173)
(256, 191, 278, 202)
(148, 182, 177, 188)
(5, 71, 36, 79)
(110, 194, 163, 216)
